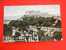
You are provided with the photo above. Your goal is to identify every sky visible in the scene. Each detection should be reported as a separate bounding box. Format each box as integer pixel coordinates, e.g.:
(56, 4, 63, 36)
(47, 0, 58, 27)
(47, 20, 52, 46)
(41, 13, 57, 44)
(4, 5, 60, 20)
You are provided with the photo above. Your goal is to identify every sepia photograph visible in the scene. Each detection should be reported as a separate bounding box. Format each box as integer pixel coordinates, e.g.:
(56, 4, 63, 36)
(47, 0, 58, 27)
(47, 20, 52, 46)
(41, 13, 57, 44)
(4, 5, 62, 42)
